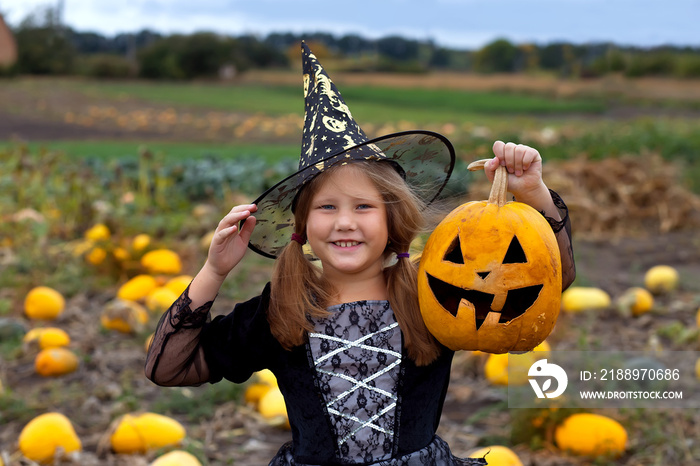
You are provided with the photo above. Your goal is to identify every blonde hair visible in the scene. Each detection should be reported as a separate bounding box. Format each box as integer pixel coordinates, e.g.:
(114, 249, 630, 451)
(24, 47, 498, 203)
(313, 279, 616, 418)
(268, 161, 441, 366)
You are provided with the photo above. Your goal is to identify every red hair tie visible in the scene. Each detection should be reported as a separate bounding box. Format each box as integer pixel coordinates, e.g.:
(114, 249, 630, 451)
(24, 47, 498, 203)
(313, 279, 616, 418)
(291, 233, 306, 245)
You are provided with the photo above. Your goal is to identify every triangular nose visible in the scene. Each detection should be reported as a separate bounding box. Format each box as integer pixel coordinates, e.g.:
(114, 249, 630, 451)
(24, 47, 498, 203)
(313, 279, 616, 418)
(477, 271, 490, 279)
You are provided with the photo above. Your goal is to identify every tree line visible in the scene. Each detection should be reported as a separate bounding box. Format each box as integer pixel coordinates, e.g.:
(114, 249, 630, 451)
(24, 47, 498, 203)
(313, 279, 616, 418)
(3, 7, 700, 79)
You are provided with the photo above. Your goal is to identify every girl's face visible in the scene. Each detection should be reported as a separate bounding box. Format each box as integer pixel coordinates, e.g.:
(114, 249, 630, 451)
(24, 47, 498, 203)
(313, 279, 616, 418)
(306, 166, 388, 281)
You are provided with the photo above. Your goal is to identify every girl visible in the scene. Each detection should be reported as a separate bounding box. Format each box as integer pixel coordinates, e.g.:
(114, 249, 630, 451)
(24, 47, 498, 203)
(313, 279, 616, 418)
(145, 43, 575, 465)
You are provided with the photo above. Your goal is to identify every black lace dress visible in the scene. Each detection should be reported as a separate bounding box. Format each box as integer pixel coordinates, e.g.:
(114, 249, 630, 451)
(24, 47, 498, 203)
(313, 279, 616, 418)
(145, 191, 575, 466)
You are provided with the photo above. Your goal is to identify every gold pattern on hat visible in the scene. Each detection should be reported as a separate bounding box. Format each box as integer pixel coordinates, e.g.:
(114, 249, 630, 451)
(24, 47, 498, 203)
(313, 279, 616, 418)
(342, 134, 358, 149)
(303, 74, 310, 98)
(322, 116, 347, 132)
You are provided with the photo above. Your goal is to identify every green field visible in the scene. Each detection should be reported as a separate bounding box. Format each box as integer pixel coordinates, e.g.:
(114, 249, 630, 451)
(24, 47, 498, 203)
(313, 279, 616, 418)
(10, 77, 607, 124)
(3, 76, 700, 194)
(3, 76, 700, 192)
(1, 140, 299, 162)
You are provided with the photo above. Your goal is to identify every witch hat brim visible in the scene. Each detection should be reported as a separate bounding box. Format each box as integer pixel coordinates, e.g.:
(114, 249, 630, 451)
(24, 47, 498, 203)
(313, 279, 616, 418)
(246, 42, 456, 259)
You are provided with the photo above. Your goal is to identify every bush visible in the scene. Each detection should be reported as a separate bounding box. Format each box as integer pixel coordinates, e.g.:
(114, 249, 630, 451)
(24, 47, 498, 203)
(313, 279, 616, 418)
(138, 33, 249, 80)
(0, 63, 19, 77)
(474, 38, 519, 73)
(75, 54, 135, 78)
(674, 53, 700, 78)
(589, 49, 627, 76)
(624, 52, 676, 77)
(137, 36, 186, 79)
(14, 26, 76, 75)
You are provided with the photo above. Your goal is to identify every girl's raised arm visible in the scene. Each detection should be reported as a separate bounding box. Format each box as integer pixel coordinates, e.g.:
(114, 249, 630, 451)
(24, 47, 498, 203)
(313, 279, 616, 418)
(144, 204, 257, 386)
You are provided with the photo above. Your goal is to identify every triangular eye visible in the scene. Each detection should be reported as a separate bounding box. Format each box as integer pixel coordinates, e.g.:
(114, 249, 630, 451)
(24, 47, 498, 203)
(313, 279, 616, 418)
(443, 235, 464, 264)
(503, 236, 527, 263)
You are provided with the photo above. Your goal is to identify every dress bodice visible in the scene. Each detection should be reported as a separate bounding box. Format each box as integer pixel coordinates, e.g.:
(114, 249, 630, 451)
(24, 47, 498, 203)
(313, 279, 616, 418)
(308, 300, 402, 463)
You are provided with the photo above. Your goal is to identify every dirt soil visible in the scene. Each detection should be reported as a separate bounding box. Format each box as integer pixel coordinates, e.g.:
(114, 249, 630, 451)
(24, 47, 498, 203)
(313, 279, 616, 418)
(1, 75, 700, 465)
(0, 110, 169, 141)
(3, 73, 700, 144)
(1, 235, 698, 465)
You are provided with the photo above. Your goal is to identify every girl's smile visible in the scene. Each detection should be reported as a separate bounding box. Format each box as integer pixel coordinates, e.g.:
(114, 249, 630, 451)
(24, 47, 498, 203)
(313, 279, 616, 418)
(330, 240, 361, 249)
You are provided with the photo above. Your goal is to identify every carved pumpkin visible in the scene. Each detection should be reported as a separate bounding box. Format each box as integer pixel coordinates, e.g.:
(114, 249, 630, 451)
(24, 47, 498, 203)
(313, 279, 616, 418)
(417, 159, 562, 353)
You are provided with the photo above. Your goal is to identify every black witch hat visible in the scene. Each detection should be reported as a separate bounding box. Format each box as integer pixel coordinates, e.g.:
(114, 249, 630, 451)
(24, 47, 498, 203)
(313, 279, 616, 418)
(247, 42, 455, 259)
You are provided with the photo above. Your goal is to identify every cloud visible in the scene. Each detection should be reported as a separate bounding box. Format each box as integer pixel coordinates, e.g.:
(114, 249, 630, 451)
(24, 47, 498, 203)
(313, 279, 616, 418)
(2, 0, 698, 48)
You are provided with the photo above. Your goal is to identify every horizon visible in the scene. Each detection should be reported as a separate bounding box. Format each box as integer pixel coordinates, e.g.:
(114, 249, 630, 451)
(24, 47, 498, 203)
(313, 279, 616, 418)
(1, 0, 698, 50)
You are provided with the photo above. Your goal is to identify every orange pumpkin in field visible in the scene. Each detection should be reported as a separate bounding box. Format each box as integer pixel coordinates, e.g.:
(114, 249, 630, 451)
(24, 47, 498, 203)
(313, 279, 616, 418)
(417, 159, 562, 353)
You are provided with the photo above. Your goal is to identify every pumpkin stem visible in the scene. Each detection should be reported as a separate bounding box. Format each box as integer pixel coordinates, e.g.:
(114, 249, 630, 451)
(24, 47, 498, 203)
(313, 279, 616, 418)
(467, 159, 508, 207)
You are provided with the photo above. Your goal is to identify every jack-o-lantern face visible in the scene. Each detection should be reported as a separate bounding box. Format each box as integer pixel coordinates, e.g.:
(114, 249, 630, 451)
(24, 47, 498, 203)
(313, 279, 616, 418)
(417, 161, 562, 353)
(426, 235, 544, 326)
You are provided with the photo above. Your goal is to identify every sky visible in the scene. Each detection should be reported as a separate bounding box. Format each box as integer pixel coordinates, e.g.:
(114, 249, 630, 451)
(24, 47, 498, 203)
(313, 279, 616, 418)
(1, 0, 698, 50)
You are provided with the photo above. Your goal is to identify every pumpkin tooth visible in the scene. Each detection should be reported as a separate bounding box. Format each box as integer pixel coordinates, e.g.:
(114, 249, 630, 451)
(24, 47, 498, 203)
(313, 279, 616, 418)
(499, 284, 544, 322)
(425, 273, 494, 322)
(426, 272, 544, 328)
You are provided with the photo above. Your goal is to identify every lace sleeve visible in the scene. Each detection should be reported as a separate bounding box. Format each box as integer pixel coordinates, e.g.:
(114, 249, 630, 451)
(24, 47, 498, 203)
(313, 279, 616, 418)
(541, 189, 576, 291)
(144, 284, 215, 387)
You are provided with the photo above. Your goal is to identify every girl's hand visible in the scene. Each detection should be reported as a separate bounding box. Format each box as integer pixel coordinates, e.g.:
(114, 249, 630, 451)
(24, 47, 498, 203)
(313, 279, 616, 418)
(204, 204, 257, 278)
(485, 141, 548, 204)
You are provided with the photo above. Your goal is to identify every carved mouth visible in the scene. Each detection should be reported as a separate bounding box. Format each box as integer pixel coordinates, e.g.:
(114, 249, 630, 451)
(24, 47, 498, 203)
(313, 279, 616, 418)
(426, 273, 543, 330)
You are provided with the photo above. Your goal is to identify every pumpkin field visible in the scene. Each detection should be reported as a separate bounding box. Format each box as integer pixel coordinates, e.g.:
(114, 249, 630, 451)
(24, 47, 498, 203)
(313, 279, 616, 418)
(1, 72, 700, 465)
